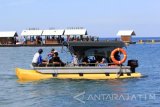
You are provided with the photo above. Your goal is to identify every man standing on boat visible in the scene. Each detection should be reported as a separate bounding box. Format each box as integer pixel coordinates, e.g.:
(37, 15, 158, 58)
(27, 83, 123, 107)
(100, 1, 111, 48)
(32, 49, 47, 67)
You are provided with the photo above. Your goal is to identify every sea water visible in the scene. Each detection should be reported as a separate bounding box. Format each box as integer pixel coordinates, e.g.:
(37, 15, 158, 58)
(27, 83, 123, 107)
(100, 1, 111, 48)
(0, 44, 160, 107)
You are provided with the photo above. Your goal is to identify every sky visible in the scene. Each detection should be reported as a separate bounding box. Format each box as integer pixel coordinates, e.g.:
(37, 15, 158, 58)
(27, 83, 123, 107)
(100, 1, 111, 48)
(0, 0, 160, 37)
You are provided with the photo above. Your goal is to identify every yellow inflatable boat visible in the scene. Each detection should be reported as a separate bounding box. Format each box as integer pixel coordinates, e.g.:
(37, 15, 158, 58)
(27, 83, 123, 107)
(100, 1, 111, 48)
(16, 68, 142, 81)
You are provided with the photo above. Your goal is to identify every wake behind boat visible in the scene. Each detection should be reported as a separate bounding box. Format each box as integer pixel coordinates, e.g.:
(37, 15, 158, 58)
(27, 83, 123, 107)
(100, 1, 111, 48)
(16, 41, 142, 81)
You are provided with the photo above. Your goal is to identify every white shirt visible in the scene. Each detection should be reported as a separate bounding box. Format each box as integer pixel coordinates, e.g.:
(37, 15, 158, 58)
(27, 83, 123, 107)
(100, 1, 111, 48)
(72, 55, 78, 65)
(32, 52, 40, 63)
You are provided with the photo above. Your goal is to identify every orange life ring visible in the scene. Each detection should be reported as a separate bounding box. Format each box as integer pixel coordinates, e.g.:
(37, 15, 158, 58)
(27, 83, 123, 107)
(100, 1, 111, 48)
(110, 48, 127, 65)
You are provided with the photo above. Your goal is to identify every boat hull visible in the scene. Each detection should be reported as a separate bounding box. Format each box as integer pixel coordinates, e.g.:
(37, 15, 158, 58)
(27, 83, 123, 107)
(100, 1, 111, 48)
(16, 68, 142, 81)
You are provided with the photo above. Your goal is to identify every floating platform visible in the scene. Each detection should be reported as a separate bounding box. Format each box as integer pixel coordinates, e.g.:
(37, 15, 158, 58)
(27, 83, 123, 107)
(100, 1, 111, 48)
(137, 40, 160, 44)
(0, 44, 62, 47)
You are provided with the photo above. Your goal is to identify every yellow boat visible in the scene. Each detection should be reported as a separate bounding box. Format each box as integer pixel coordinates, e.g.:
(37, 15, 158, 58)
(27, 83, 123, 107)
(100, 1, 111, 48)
(16, 67, 142, 81)
(16, 41, 142, 81)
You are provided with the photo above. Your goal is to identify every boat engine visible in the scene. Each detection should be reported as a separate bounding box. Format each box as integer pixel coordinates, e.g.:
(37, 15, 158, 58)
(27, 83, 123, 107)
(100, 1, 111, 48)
(127, 60, 138, 73)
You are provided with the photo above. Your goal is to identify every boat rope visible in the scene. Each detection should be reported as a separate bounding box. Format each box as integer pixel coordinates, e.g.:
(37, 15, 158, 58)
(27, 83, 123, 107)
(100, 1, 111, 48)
(117, 65, 123, 78)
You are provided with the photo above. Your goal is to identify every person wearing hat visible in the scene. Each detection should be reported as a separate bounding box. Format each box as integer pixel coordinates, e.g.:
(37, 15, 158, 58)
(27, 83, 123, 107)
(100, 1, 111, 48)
(47, 48, 58, 61)
(47, 48, 55, 61)
(32, 49, 47, 67)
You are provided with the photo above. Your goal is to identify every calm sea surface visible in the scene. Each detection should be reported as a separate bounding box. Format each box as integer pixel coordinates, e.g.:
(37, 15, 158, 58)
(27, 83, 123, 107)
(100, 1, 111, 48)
(0, 44, 160, 107)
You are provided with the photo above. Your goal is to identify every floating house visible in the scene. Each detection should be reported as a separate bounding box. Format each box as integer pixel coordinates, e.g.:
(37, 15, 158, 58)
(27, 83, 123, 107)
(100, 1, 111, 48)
(117, 30, 136, 43)
(0, 31, 18, 44)
(64, 28, 88, 41)
(21, 30, 43, 45)
(42, 29, 64, 44)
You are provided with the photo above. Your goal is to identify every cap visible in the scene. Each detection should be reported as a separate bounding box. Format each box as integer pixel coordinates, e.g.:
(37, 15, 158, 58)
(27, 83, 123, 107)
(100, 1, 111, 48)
(51, 48, 55, 52)
(38, 49, 43, 53)
(54, 50, 58, 53)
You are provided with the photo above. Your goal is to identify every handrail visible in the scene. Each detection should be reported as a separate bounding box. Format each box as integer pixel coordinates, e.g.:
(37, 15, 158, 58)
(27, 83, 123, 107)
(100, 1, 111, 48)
(34, 62, 123, 68)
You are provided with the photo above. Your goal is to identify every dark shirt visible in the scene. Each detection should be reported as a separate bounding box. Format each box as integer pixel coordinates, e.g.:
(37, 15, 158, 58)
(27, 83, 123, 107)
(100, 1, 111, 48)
(114, 52, 120, 61)
(95, 56, 103, 63)
(49, 57, 61, 63)
(82, 57, 89, 63)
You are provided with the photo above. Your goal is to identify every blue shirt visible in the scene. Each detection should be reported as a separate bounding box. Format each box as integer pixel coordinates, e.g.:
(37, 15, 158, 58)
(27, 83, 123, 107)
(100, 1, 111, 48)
(37, 55, 43, 64)
(47, 53, 53, 61)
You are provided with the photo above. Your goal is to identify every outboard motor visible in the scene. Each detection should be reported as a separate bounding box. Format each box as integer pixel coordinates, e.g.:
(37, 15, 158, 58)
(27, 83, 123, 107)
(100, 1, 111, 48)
(127, 60, 138, 73)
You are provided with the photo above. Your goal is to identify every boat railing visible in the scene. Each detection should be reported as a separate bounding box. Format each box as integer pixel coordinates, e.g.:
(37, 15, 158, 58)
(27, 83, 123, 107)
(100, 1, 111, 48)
(67, 62, 123, 67)
(31, 62, 124, 68)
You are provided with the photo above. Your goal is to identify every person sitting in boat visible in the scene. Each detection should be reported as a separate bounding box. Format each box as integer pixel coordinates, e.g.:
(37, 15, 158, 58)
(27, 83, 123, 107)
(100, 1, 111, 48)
(32, 49, 48, 67)
(94, 50, 104, 64)
(108, 51, 121, 66)
(82, 56, 89, 66)
(47, 48, 57, 61)
(115, 51, 121, 61)
(72, 53, 79, 66)
(49, 52, 65, 67)
(88, 56, 97, 66)
(100, 58, 107, 64)
(97, 57, 108, 67)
